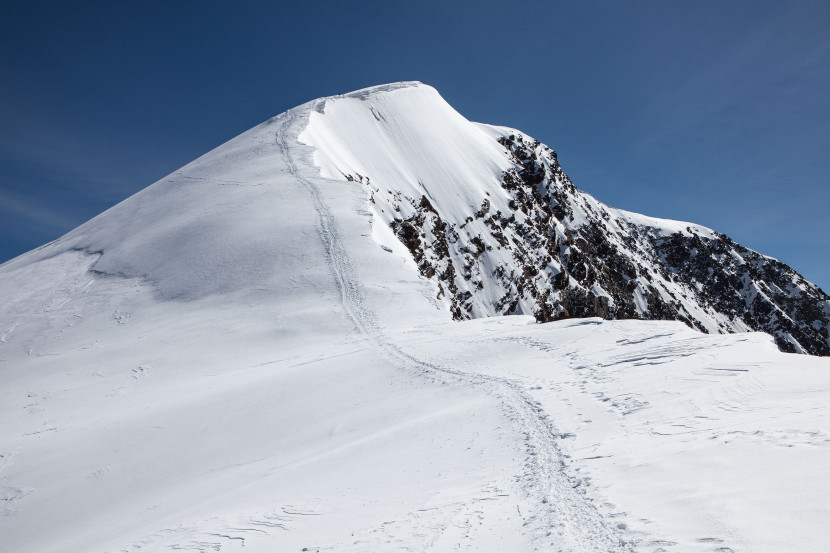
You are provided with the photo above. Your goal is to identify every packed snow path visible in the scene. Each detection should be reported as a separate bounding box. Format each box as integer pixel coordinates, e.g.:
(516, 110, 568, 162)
(279, 99, 634, 551)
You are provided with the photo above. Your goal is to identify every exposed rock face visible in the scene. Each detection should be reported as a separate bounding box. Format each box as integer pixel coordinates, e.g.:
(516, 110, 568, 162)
(653, 232, 830, 355)
(375, 133, 829, 356)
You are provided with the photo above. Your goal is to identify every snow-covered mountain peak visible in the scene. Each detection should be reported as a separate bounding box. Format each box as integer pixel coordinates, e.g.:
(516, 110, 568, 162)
(3, 81, 827, 355)
(300, 83, 829, 356)
(2, 83, 830, 553)
(300, 81, 511, 220)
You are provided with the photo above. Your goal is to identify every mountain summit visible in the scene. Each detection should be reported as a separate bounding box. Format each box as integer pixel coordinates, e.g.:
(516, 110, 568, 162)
(6, 81, 829, 355)
(2, 82, 830, 553)
(307, 82, 829, 355)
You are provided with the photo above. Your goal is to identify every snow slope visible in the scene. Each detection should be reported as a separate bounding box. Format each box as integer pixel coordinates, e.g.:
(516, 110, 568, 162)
(1, 82, 829, 553)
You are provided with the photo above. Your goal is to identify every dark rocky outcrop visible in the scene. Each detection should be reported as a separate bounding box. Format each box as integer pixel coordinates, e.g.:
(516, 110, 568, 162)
(362, 132, 830, 356)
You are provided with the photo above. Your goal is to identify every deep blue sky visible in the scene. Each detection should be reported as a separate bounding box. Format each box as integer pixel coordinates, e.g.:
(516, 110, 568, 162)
(2, 1, 828, 290)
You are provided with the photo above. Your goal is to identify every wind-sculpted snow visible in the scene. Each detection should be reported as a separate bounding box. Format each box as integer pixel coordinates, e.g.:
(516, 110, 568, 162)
(301, 82, 830, 356)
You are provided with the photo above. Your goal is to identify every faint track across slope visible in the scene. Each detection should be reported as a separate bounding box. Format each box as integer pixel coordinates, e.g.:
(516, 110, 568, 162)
(276, 107, 636, 552)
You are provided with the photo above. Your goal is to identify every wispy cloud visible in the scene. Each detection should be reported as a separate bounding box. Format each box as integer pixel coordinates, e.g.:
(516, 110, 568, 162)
(0, 187, 82, 232)
(0, 81, 148, 203)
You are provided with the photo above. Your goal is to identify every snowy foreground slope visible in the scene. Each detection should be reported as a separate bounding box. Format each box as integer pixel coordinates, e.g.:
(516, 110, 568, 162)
(1, 82, 829, 553)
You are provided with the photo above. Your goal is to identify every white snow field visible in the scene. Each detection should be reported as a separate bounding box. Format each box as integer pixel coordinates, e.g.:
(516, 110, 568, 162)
(1, 82, 828, 552)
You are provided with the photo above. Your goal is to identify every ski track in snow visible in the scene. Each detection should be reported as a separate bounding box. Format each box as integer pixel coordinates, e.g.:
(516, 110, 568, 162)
(276, 107, 635, 552)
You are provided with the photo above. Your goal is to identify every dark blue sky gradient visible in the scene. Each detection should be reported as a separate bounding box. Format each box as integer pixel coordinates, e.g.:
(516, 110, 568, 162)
(2, 1, 828, 290)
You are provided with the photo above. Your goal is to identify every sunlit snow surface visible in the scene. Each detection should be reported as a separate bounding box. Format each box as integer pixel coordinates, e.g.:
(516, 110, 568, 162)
(1, 82, 828, 553)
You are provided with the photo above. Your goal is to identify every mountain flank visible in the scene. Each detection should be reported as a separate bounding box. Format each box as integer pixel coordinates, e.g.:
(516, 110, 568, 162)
(301, 82, 830, 355)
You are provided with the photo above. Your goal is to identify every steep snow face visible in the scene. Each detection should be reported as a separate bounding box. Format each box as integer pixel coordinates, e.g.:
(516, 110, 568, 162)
(300, 82, 513, 226)
(300, 83, 830, 356)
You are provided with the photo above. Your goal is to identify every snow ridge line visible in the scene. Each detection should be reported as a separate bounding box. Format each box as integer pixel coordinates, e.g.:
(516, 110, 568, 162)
(276, 108, 636, 552)
(276, 109, 378, 337)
